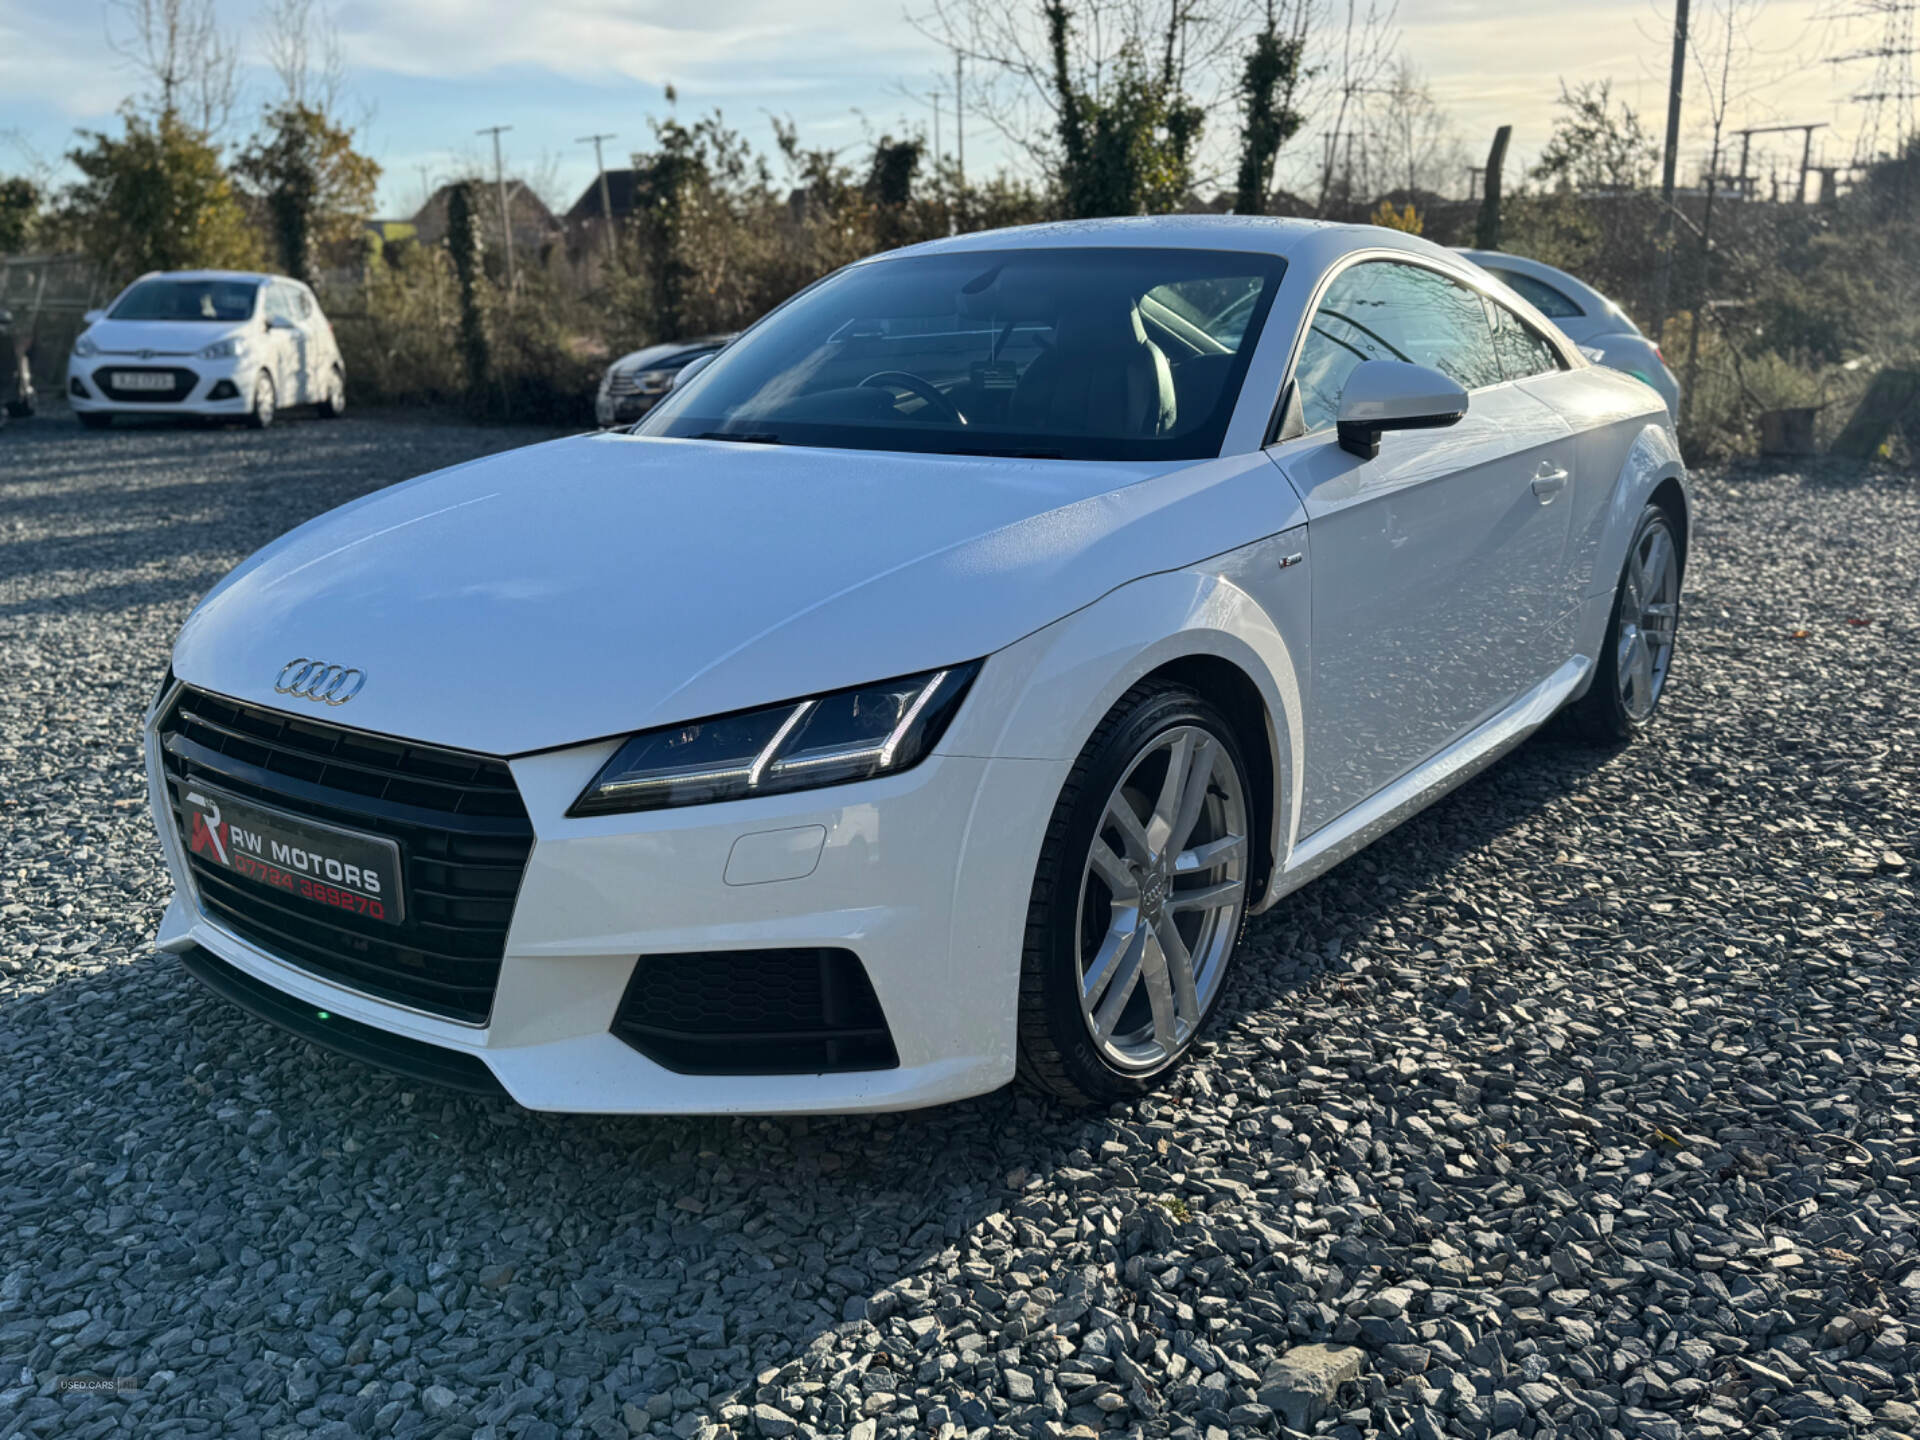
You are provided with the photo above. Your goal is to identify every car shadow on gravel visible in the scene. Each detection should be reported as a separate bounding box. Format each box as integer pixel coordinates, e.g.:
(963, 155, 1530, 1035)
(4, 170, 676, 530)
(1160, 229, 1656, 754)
(0, 722, 1627, 1411)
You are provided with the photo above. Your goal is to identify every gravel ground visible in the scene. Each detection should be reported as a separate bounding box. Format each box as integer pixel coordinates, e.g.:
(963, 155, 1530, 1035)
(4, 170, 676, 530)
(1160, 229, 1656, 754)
(1, 412, 1917, 1440)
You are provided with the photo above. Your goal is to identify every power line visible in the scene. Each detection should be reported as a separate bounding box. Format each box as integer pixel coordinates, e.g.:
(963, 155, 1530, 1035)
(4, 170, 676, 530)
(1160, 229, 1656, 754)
(1828, 0, 1918, 164)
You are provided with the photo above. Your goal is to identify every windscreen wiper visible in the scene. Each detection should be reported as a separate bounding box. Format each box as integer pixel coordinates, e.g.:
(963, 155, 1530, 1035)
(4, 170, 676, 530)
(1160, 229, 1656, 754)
(689, 430, 784, 444)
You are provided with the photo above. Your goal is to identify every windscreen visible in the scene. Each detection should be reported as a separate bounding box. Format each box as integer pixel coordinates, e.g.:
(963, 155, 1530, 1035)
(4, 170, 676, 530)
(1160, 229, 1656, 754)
(109, 279, 259, 322)
(639, 247, 1285, 461)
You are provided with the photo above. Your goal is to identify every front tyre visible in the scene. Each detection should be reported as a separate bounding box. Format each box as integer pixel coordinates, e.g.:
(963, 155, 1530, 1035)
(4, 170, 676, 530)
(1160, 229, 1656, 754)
(1567, 503, 1682, 742)
(1017, 683, 1252, 1105)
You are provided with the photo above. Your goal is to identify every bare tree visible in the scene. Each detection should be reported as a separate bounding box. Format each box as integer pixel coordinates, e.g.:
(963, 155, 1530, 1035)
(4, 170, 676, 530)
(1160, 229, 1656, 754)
(910, 0, 1272, 186)
(1357, 58, 1468, 199)
(260, 0, 346, 115)
(105, 0, 238, 135)
(1678, 0, 1769, 432)
(1308, 0, 1400, 211)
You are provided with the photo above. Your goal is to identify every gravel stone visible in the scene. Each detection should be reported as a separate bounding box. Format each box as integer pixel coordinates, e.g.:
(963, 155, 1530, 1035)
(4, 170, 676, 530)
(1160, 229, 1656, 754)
(1258, 1343, 1367, 1427)
(2, 423, 1917, 1440)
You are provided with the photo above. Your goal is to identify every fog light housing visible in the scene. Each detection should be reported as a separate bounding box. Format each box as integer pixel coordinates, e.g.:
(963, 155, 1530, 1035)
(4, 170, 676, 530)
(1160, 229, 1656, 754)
(206, 379, 239, 401)
(612, 949, 898, 1074)
(69, 375, 90, 399)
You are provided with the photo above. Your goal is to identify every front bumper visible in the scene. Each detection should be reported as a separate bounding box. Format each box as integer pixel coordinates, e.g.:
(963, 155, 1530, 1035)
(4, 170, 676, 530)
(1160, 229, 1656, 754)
(68, 355, 253, 415)
(147, 688, 1065, 1113)
(593, 385, 667, 427)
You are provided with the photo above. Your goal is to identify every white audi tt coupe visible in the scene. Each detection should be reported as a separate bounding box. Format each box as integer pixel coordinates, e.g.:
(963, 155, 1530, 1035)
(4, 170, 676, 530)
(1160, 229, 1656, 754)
(146, 217, 1688, 1113)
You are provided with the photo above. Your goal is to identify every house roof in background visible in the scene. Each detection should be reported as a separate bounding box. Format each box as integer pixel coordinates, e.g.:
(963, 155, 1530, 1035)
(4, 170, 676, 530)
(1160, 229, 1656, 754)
(565, 169, 641, 224)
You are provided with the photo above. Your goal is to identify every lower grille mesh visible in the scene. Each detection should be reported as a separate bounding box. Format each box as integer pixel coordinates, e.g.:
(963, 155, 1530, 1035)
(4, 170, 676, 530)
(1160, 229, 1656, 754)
(614, 949, 898, 1074)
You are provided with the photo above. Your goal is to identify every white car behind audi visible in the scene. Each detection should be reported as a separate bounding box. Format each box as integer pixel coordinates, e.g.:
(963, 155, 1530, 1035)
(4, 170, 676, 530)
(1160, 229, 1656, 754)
(69, 270, 345, 429)
(1455, 249, 1680, 416)
(147, 217, 1688, 1113)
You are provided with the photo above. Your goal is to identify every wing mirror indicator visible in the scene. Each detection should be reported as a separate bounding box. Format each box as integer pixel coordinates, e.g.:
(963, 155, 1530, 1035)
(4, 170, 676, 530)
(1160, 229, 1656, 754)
(1335, 360, 1469, 459)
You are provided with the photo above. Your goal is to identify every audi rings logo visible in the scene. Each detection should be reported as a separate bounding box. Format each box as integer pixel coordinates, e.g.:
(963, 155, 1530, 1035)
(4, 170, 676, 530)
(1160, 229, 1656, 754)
(275, 658, 367, 706)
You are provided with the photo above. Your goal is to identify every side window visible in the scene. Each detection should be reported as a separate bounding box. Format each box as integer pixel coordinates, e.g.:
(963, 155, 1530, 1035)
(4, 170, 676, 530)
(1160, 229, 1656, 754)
(294, 287, 314, 320)
(264, 285, 294, 323)
(1292, 260, 1504, 432)
(1491, 269, 1583, 319)
(1487, 298, 1566, 379)
(1142, 275, 1264, 353)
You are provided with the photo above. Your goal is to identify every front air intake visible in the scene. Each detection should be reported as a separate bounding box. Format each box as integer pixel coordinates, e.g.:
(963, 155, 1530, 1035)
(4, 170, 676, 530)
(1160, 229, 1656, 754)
(613, 949, 898, 1074)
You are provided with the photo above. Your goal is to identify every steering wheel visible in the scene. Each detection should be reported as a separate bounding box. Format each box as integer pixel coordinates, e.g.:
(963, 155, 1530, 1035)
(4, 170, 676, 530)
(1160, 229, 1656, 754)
(859, 370, 967, 426)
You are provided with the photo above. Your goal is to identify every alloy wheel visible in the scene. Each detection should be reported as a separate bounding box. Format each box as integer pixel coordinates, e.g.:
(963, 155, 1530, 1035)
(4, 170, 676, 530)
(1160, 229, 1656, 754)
(1074, 724, 1248, 1072)
(1616, 515, 1679, 720)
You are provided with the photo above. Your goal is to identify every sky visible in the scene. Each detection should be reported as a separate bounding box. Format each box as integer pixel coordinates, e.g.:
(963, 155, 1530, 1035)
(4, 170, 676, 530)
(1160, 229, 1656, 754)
(0, 0, 1896, 219)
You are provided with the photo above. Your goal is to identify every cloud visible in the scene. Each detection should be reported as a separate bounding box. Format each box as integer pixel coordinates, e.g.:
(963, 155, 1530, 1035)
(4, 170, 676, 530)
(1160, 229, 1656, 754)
(332, 0, 939, 88)
(0, 10, 138, 124)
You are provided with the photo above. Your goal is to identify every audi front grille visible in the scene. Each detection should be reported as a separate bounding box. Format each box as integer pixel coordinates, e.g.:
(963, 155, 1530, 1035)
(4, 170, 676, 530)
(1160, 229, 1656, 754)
(158, 687, 533, 1025)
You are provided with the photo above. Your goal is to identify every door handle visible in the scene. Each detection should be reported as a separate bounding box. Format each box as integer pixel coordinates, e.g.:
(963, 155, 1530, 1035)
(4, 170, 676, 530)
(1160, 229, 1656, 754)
(1530, 463, 1570, 502)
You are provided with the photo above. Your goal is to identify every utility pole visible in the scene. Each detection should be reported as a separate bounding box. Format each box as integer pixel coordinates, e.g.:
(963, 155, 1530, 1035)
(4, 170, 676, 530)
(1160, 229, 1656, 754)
(1650, 0, 1689, 343)
(954, 53, 966, 186)
(477, 124, 517, 294)
(1474, 125, 1511, 250)
(577, 131, 619, 266)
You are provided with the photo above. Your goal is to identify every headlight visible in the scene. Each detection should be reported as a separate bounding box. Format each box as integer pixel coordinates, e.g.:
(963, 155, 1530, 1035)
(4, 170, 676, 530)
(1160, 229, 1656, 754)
(200, 338, 241, 360)
(633, 368, 676, 395)
(569, 663, 981, 816)
(73, 335, 98, 358)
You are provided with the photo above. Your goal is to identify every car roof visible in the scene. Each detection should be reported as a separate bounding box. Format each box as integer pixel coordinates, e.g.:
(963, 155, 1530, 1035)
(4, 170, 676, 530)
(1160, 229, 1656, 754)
(613, 335, 736, 367)
(1452, 249, 1615, 315)
(878, 214, 1462, 267)
(127, 270, 286, 286)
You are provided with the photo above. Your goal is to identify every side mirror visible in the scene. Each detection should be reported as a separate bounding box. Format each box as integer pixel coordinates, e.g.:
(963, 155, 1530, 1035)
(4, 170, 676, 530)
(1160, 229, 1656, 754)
(1336, 360, 1469, 459)
(83, 309, 105, 324)
(669, 352, 717, 392)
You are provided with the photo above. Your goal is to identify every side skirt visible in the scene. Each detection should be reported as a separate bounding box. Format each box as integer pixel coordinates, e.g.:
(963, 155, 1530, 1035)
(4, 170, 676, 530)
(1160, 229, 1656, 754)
(1263, 655, 1591, 908)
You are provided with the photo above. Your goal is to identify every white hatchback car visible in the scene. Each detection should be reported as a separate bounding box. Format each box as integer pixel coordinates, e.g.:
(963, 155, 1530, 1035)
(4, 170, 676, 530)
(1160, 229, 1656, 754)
(69, 270, 345, 429)
(147, 218, 1687, 1113)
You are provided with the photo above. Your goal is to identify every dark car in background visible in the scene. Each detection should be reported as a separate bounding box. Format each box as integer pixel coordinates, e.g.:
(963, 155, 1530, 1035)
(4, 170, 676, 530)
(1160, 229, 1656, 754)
(594, 334, 734, 427)
(1, 308, 38, 423)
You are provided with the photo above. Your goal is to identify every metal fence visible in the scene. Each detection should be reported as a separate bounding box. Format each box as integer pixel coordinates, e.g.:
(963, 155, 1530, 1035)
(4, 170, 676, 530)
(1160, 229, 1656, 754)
(2, 254, 104, 387)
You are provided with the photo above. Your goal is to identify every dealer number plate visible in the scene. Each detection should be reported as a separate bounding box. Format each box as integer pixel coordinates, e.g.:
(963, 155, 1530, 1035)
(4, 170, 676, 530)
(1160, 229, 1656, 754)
(111, 371, 175, 391)
(181, 783, 405, 924)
